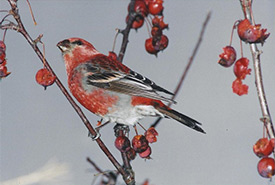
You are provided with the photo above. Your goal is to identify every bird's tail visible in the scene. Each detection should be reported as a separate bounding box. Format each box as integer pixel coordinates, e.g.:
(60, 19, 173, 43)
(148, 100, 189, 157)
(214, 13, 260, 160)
(156, 106, 206, 134)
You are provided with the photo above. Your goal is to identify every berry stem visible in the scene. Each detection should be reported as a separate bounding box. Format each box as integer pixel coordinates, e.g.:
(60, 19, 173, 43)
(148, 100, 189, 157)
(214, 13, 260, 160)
(137, 122, 147, 132)
(26, 0, 37, 25)
(240, 39, 243, 58)
(112, 28, 120, 52)
(239, 0, 275, 139)
(2, 28, 7, 41)
(229, 20, 239, 46)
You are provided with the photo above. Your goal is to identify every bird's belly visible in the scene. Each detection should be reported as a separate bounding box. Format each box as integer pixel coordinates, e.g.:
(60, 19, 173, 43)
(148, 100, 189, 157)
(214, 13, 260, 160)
(104, 104, 163, 126)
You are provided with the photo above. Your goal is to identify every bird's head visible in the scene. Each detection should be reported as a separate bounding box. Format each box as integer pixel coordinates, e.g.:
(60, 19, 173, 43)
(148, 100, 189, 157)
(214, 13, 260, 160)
(57, 38, 100, 71)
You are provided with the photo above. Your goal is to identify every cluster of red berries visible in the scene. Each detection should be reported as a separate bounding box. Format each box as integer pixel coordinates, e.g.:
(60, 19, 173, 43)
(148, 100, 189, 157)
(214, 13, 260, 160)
(126, 0, 169, 56)
(145, 16, 168, 56)
(253, 138, 275, 178)
(115, 127, 158, 160)
(0, 40, 11, 79)
(218, 19, 269, 96)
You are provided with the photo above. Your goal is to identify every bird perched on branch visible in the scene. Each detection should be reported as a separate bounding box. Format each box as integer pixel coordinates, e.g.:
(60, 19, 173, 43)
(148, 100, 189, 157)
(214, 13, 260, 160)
(57, 38, 205, 134)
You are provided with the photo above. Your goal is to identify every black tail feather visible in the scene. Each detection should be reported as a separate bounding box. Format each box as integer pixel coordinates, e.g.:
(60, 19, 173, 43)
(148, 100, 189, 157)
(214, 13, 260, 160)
(156, 107, 206, 134)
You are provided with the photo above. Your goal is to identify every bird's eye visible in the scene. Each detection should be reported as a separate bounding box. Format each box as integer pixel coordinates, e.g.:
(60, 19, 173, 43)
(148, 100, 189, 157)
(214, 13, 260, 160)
(72, 40, 83, 45)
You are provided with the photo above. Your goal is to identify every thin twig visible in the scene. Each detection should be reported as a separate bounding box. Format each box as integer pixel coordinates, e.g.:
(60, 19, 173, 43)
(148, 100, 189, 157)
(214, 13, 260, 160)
(87, 157, 105, 175)
(151, 11, 211, 128)
(26, 0, 37, 25)
(239, 0, 275, 139)
(87, 157, 118, 185)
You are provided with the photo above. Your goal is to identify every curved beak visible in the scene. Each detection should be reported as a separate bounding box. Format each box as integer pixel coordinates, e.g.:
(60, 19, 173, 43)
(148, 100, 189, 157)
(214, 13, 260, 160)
(57, 39, 71, 53)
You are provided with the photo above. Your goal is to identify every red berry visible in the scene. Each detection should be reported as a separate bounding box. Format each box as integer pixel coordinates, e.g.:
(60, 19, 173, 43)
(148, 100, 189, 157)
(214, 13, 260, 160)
(0, 49, 6, 64)
(35, 68, 56, 89)
(126, 148, 136, 160)
(253, 138, 274, 158)
(0, 62, 11, 79)
(128, 0, 148, 17)
(232, 78, 248, 96)
(132, 135, 149, 153)
(145, 37, 159, 55)
(237, 19, 270, 44)
(155, 34, 168, 51)
(257, 157, 275, 178)
(233, 57, 251, 80)
(126, 15, 144, 30)
(218, 46, 237, 67)
(115, 136, 131, 152)
(139, 146, 151, 159)
(152, 16, 168, 30)
(145, 127, 158, 143)
(0, 41, 6, 51)
(159, 34, 168, 50)
(148, 0, 164, 15)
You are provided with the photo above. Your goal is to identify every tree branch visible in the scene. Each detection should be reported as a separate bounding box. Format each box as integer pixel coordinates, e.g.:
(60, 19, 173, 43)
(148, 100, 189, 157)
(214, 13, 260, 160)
(117, 0, 136, 63)
(239, 0, 275, 139)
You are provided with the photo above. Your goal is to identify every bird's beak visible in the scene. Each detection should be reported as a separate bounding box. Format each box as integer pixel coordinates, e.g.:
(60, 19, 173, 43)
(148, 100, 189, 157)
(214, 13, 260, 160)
(57, 39, 71, 53)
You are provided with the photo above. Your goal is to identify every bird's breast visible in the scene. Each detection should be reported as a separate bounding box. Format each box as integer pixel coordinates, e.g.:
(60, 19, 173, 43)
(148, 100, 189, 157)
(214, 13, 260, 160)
(68, 72, 119, 116)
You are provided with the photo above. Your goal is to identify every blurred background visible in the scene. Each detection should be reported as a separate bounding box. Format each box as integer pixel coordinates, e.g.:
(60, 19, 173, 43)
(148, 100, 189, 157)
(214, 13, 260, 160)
(1, 0, 275, 185)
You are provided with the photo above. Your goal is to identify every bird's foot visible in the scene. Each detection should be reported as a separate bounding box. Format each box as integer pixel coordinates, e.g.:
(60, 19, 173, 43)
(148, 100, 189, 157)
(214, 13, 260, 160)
(88, 129, 101, 140)
(113, 123, 130, 137)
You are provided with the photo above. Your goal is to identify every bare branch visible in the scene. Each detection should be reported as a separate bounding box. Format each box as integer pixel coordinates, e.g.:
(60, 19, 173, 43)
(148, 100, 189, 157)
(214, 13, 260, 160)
(239, 0, 275, 139)
(151, 11, 212, 128)
(117, 0, 137, 63)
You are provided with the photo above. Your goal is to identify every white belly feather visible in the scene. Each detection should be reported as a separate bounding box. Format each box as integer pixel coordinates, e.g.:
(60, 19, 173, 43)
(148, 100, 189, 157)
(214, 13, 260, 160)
(102, 93, 164, 126)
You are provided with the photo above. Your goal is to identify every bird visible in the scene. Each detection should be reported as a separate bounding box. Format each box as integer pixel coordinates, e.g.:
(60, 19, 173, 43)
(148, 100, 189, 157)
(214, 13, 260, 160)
(57, 38, 205, 134)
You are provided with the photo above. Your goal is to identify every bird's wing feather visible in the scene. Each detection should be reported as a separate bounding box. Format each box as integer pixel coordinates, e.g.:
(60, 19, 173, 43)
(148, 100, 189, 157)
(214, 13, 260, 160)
(76, 57, 175, 103)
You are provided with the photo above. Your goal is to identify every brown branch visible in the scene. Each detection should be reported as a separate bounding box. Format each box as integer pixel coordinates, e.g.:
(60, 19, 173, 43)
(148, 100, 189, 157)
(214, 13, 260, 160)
(3, 1, 134, 184)
(87, 157, 105, 175)
(151, 11, 212, 128)
(117, 0, 136, 63)
(113, 124, 135, 184)
(87, 157, 118, 185)
(239, 0, 275, 139)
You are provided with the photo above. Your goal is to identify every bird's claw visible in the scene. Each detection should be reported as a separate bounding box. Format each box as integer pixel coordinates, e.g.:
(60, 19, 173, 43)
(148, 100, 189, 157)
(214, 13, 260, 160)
(88, 129, 101, 140)
(113, 123, 130, 137)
